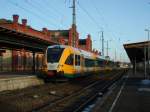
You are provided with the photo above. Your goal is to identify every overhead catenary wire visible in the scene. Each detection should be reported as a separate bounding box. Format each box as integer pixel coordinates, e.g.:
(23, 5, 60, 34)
(88, 0, 123, 60)
(77, 2, 102, 30)
(43, 0, 70, 29)
(89, 0, 118, 41)
(8, 0, 57, 28)
(75, 1, 104, 53)
(31, 0, 61, 19)
(45, 0, 64, 16)
(33, 0, 73, 29)
(24, 0, 58, 27)
(87, 0, 119, 39)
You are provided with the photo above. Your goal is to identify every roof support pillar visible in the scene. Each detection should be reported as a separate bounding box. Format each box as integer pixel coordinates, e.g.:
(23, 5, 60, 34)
(134, 57, 137, 75)
(32, 52, 35, 74)
(12, 49, 16, 72)
(144, 46, 147, 79)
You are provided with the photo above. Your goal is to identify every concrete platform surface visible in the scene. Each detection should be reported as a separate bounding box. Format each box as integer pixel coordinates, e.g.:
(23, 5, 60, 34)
(92, 70, 150, 112)
(0, 73, 44, 92)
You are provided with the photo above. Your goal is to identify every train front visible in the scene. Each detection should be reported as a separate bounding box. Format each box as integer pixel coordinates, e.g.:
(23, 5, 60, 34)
(44, 46, 64, 78)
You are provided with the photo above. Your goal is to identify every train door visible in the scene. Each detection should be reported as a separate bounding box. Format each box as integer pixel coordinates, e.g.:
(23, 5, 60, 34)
(63, 54, 75, 77)
(75, 54, 81, 76)
(80, 55, 84, 75)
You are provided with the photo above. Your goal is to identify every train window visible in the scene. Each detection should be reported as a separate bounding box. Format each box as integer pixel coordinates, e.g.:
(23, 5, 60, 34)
(85, 58, 95, 67)
(78, 55, 80, 65)
(81, 56, 84, 66)
(65, 54, 73, 65)
(98, 59, 104, 67)
(85, 58, 89, 67)
(95, 60, 99, 67)
(47, 48, 64, 63)
(75, 55, 80, 66)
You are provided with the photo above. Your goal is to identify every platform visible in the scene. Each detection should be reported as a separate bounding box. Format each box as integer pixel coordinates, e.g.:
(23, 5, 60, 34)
(92, 70, 150, 112)
(0, 72, 44, 92)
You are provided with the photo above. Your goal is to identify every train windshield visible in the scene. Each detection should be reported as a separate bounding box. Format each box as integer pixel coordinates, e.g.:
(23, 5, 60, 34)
(47, 48, 64, 63)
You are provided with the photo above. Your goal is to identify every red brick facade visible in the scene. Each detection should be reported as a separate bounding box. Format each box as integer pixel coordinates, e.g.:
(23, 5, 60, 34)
(0, 14, 102, 73)
(0, 14, 94, 52)
(0, 15, 100, 72)
(0, 15, 51, 41)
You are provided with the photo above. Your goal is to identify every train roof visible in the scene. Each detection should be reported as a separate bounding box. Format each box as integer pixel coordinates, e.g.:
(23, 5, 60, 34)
(47, 45, 68, 49)
(47, 45, 104, 60)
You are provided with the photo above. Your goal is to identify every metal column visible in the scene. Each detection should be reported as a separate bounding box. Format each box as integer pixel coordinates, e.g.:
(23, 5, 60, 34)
(133, 57, 136, 75)
(144, 46, 147, 79)
(32, 52, 35, 74)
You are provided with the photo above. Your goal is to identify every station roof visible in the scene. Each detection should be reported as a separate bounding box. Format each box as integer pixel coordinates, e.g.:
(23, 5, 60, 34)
(124, 41, 149, 63)
(0, 26, 58, 52)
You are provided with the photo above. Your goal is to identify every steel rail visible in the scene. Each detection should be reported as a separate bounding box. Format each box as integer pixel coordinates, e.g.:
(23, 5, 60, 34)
(72, 70, 126, 112)
(33, 70, 126, 112)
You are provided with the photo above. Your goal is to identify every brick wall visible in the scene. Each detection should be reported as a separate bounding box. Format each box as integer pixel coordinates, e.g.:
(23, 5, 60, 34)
(0, 15, 51, 42)
(0, 15, 98, 55)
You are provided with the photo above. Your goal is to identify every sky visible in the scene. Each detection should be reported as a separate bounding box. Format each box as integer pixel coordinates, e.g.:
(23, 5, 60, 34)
(0, 0, 150, 62)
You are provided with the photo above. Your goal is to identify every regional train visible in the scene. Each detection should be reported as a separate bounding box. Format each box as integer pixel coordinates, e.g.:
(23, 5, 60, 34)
(41, 45, 114, 79)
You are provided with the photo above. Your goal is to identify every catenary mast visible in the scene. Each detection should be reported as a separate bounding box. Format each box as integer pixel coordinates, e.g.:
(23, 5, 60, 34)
(72, 0, 76, 47)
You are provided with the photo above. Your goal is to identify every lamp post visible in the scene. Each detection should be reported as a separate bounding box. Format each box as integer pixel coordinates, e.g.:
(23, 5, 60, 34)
(145, 29, 150, 78)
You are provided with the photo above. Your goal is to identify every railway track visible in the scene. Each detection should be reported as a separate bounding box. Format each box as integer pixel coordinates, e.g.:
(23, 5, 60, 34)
(73, 70, 126, 112)
(34, 70, 126, 112)
(33, 80, 104, 112)
(0, 69, 127, 112)
(0, 72, 101, 112)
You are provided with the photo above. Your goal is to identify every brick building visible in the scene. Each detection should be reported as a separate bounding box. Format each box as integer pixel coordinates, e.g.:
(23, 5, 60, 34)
(78, 34, 92, 51)
(0, 15, 49, 72)
(0, 14, 92, 51)
(0, 15, 97, 73)
(48, 29, 93, 51)
(48, 28, 79, 47)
